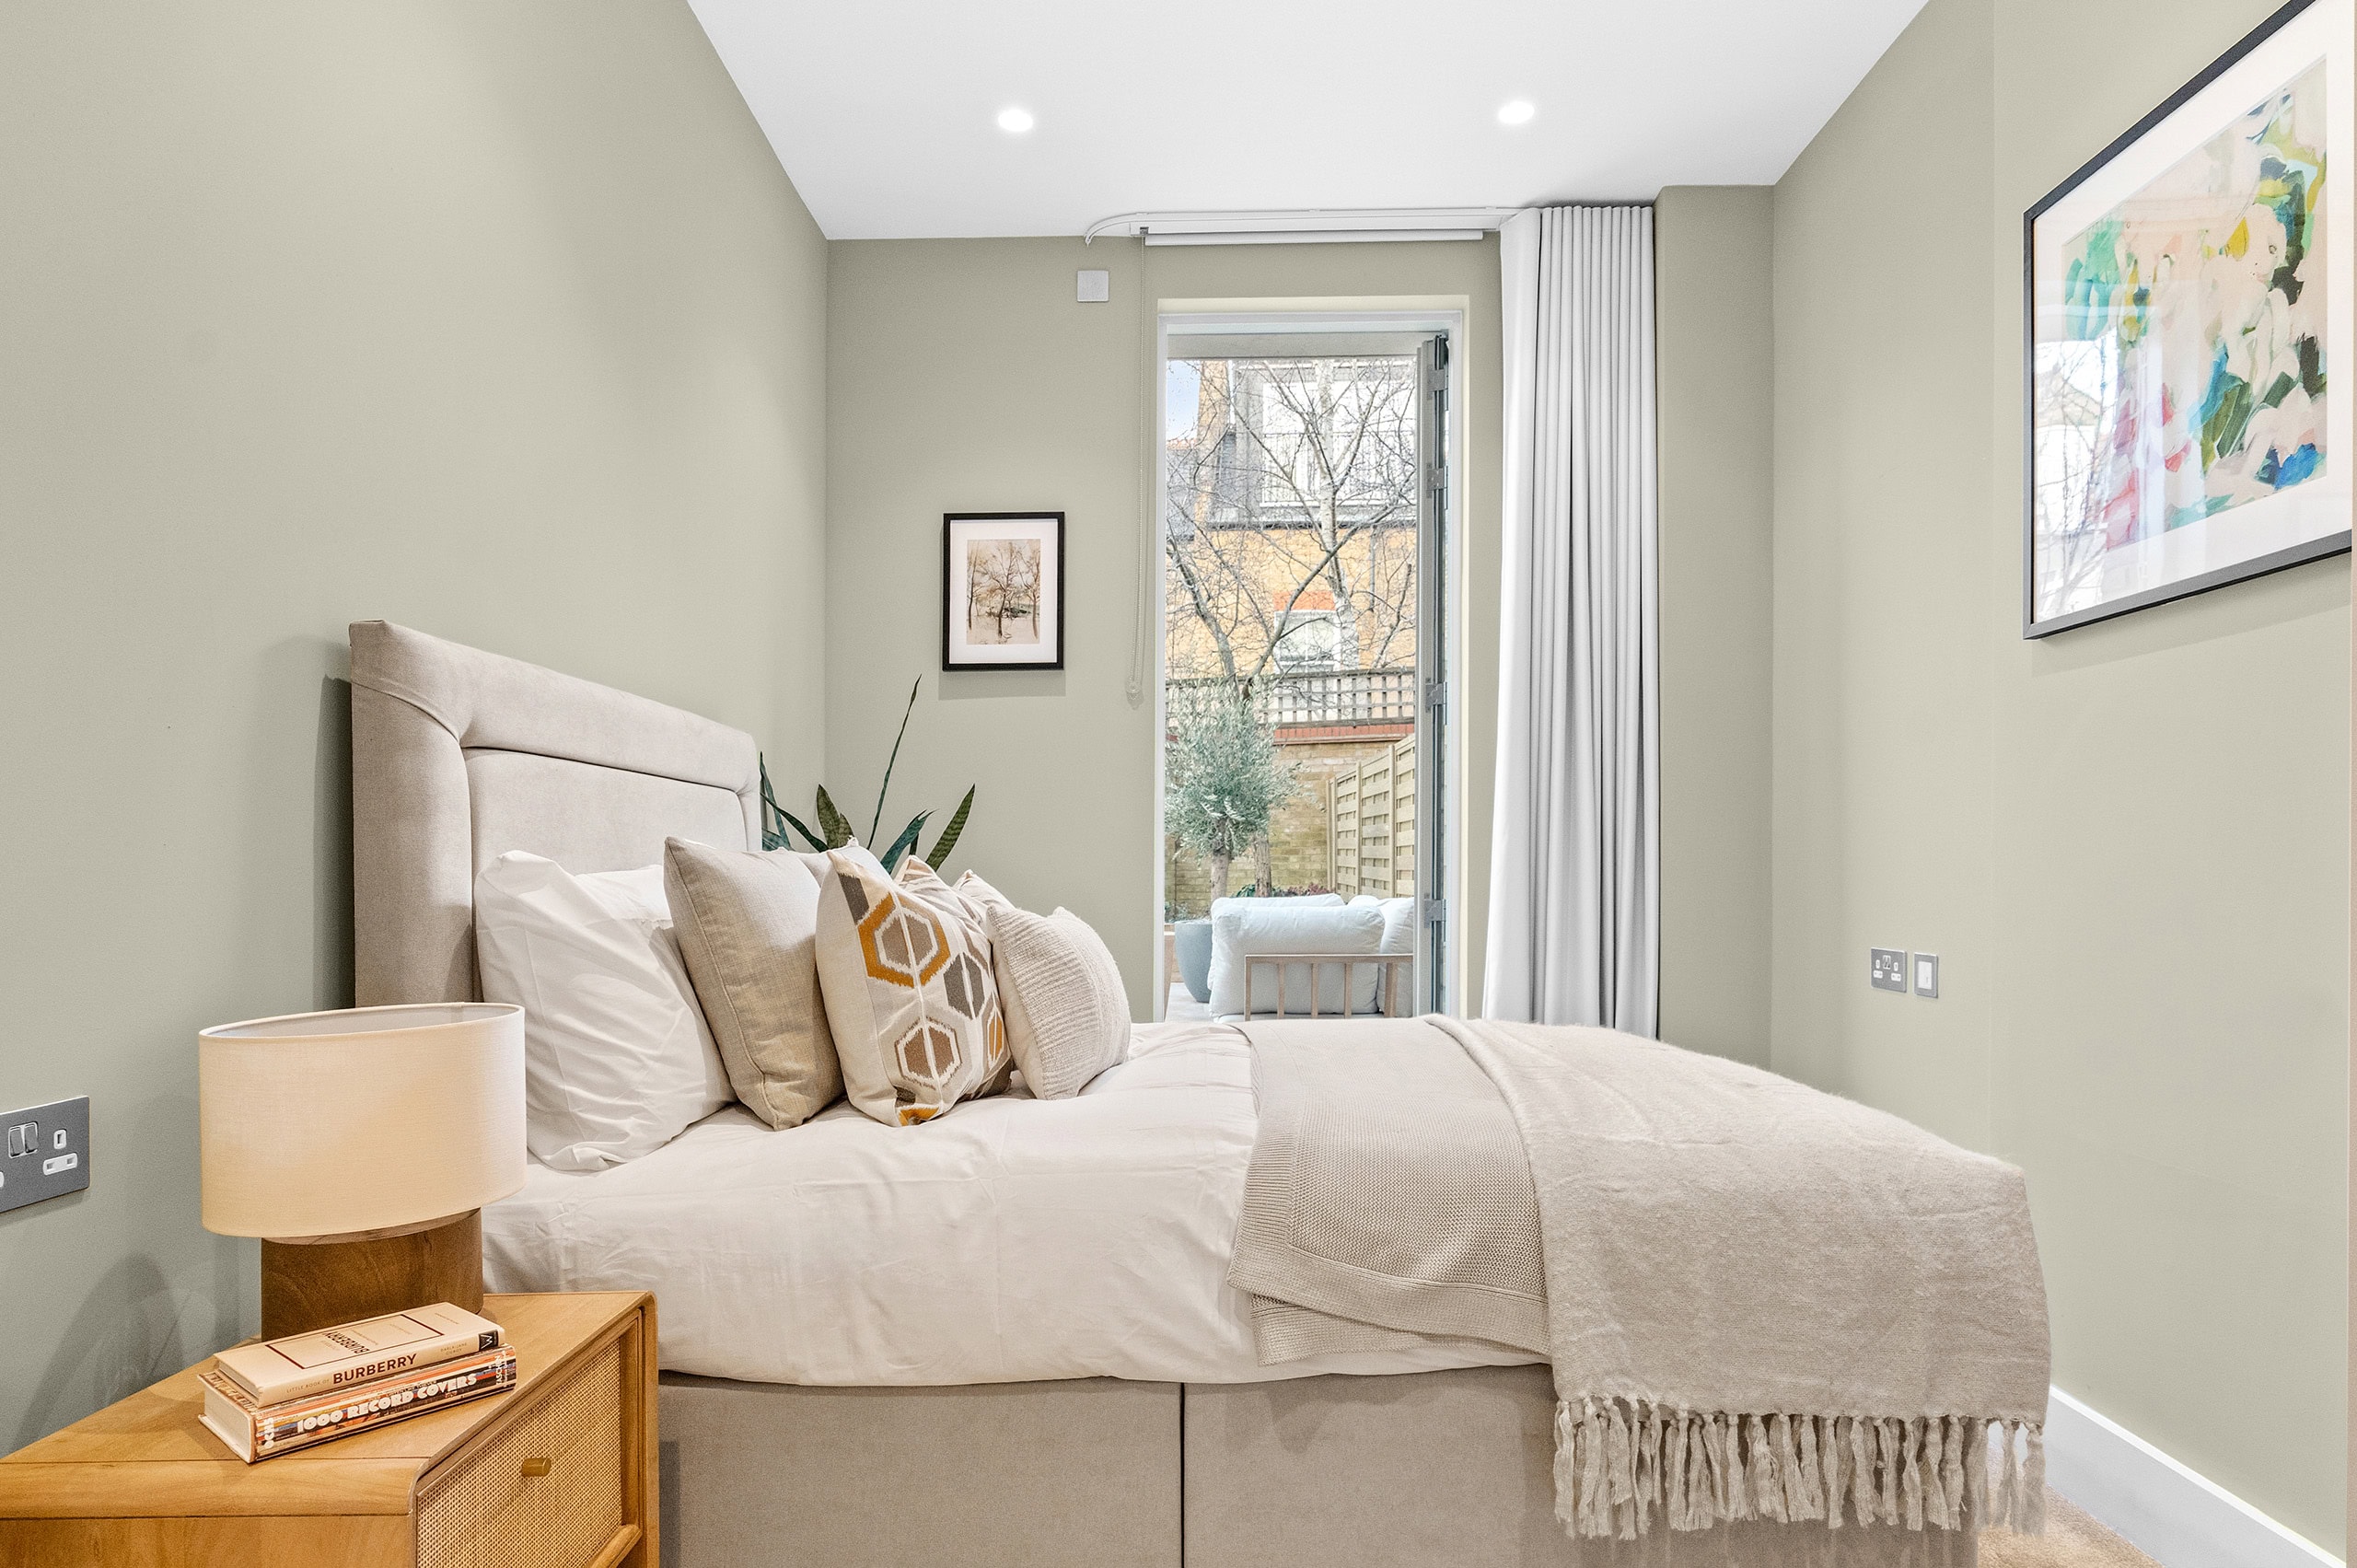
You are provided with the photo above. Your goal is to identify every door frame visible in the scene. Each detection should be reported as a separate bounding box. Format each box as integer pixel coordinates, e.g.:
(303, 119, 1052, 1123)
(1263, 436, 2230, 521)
(1152, 305, 1469, 1016)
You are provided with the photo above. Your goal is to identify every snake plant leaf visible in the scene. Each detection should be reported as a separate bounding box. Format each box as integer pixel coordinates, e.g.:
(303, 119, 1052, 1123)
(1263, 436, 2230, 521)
(761, 756, 831, 851)
(776, 806, 828, 854)
(759, 755, 788, 851)
(924, 785, 975, 869)
(867, 678, 923, 847)
(879, 810, 932, 875)
(814, 784, 856, 849)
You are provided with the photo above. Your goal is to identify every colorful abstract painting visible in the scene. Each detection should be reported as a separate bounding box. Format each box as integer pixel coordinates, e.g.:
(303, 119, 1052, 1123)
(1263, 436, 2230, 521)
(2028, 0, 2350, 633)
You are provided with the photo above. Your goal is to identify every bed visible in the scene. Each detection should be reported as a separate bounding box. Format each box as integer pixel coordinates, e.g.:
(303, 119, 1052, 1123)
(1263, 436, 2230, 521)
(350, 620, 2009, 1568)
(478, 1018, 1527, 1388)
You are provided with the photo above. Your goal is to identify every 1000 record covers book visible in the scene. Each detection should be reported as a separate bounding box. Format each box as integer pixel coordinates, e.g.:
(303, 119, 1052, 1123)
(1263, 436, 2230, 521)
(199, 1344, 517, 1462)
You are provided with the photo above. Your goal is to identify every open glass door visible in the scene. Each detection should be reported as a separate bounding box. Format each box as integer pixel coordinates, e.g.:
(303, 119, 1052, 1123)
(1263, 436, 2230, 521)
(1158, 318, 1457, 1018)
(1415, 333, 1450, 1014)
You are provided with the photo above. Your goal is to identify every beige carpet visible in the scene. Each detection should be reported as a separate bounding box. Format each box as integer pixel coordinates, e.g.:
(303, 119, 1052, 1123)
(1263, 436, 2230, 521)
(1983, 1492, 2160, 1568)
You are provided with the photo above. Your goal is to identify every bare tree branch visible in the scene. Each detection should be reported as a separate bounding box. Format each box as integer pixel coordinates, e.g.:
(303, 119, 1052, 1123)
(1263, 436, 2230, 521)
(1165, 354, 1421, 714)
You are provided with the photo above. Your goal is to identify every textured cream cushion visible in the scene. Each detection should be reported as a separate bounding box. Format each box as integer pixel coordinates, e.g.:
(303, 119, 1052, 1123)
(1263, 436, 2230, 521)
(814, 854, 1010, 1125)
(662, 837, 849, 1129)
(1207, 902, 1385, 1019)
(985, 903, 1130, 1098)
(473, 852, 732, 1169)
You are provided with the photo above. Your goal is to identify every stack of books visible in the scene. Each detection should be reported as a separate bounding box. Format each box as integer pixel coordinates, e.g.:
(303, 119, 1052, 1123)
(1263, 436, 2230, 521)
(199, 1301, 516, 1462)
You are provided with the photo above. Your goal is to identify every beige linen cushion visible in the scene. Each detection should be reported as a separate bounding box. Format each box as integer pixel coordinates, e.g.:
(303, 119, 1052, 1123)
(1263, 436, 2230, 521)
(662, 837, 853, 1128)
(814, 853, 1011, 1125)
(984, 902, 1130, 1098)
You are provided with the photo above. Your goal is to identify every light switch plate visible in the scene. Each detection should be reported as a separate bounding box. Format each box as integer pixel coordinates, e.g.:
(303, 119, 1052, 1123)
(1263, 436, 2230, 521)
(1076, 268, 1110, 303)
(1870, 948, 1908, 992)
(0, 1096, 89, 1214)
(1913, 952, 1940, 998)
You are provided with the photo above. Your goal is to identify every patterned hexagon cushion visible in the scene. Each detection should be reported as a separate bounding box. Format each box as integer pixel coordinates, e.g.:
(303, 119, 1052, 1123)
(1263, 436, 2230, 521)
(813, 850, 1010, 1125)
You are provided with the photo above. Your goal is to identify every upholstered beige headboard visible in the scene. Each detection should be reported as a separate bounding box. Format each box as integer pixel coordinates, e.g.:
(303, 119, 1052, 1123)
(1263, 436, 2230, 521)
(349, 621, 761, 1006)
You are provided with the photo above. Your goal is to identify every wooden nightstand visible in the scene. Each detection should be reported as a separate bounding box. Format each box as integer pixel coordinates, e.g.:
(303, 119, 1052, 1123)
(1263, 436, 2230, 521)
(0, 1292, 656, 1568)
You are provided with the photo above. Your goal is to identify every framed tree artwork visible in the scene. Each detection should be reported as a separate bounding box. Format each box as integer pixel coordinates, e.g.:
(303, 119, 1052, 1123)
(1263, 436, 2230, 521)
(944, 512, 1064, 669)
(2025, 0, 2351, 636)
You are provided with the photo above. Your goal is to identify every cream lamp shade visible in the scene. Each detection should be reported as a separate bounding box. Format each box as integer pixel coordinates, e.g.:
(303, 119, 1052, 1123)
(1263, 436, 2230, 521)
(199, 1003, 526, 1242)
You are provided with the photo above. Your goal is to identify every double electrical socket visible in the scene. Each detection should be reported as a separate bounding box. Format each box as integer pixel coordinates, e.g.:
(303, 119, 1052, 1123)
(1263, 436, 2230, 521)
(1870, 948, 1939, 998)
(0, 1096, 89, 1215)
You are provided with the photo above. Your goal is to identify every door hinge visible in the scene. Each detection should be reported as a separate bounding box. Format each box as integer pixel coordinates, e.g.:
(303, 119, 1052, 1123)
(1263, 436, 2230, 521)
(1422, 680, 1446, 721)
(1422, 898, 1449, 928)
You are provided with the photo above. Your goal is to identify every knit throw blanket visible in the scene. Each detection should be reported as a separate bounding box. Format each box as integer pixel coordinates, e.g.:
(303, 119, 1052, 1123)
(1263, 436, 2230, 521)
(1228, 1017, 2052, 1541)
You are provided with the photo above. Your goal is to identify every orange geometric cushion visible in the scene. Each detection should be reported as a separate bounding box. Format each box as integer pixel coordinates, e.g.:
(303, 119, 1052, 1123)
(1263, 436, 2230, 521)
(812, 851, 1009, 1125)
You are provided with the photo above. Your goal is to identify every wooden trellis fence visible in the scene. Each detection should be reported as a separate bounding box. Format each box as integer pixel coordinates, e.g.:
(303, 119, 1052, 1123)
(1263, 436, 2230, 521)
(1328, 734, 1416, 900)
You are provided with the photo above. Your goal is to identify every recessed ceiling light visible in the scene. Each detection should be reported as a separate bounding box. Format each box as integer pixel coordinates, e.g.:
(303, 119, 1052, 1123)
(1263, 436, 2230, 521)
(997, 107, 1035, 134)
(1497, 99, 1536, 126)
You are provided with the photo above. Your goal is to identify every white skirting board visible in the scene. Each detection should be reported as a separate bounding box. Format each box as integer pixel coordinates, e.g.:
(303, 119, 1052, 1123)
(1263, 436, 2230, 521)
(2043, 1386, 2341, 1568)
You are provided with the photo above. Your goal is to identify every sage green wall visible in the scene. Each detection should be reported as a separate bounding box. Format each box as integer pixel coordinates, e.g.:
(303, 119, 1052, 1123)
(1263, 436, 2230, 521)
(1655, 187, 1775, 1066)
(0, 0, 828, 1449)
(1773, 0, 2349, 1548)
(824, 238, 1503, 1016)
(1771, 0, 2004, 1154)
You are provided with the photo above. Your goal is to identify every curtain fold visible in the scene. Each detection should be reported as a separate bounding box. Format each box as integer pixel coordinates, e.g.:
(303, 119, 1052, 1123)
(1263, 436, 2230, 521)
(1482, 205, 1659, 1034)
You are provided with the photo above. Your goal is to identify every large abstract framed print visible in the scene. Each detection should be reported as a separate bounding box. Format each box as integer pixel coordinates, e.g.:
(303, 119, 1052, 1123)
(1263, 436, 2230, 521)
(943, 512, 1064, 669)
(2025, 0, 2351, 637)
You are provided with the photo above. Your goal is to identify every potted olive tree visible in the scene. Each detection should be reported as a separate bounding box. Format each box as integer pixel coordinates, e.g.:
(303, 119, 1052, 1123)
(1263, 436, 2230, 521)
(1165, 697, 1295, 1003)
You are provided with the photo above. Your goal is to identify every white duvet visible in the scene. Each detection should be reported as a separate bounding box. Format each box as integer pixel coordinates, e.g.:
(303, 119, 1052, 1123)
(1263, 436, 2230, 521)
(483, 1019, 1537, 1387)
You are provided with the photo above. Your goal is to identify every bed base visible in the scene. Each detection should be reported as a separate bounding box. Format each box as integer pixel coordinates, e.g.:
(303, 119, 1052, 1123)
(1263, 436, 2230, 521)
(659, 1365, 1974, 1568)
(658, 1375, 1179, 1568)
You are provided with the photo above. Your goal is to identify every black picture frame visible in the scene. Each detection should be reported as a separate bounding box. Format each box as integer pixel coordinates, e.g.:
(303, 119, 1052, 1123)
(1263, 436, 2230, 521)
(942, 512, 1066, 670)
(2021, 0, 2350, 638)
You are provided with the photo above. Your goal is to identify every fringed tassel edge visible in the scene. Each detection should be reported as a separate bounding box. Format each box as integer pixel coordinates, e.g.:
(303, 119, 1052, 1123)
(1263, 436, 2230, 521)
(1550, 1401, 2046, 1539)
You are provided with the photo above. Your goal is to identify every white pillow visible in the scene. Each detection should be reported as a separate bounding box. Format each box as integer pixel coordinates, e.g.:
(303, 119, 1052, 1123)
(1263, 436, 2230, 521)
(474, 852, 733, 1169)
(1348, 894, 1416, 954)
(1207, 902, 1384, 1019)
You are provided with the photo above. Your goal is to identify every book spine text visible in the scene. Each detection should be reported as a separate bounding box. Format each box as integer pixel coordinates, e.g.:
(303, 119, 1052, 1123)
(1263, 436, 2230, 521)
(256, 1350, 517, 1454)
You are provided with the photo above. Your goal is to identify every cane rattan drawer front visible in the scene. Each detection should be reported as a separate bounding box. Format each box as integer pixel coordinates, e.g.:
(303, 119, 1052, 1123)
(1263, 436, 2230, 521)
(416, 1337, 626, 1568)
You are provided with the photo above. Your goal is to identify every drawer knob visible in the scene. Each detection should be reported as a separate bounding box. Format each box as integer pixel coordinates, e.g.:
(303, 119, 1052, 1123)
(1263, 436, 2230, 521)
(520, 1457, 552, 1478)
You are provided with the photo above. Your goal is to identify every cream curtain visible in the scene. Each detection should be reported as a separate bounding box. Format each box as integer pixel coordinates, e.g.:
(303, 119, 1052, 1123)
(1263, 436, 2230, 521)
(1481, 205, 1658, 1033)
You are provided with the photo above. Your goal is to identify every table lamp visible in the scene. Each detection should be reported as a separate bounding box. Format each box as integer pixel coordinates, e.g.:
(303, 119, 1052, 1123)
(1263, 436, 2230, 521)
(199, 1003, 526, 1339)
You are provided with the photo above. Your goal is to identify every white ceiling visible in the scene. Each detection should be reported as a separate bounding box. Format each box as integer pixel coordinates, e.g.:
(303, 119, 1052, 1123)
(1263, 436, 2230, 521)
(686, 0, 1930, 240)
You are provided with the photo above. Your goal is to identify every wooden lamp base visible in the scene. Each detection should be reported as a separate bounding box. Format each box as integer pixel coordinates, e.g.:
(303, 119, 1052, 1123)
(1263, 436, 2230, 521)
(259, 1209, 484, 1339)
